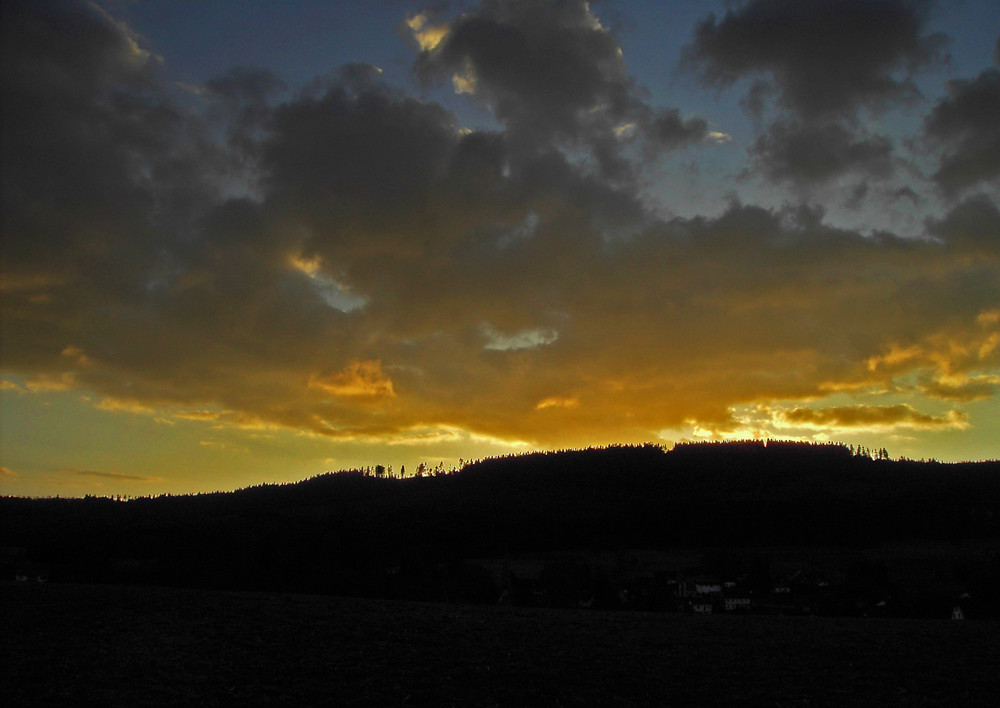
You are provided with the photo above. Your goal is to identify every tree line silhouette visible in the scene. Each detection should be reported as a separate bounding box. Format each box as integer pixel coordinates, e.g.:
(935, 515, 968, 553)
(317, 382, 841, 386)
(2, 441, 998, 614)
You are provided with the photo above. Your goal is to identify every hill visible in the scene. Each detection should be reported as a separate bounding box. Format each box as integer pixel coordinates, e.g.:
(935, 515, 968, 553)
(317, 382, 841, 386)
(3, 442, 999, 614)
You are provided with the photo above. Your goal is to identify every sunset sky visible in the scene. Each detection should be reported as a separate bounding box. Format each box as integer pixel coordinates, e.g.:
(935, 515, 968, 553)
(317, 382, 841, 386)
(2, 0, 999, 497)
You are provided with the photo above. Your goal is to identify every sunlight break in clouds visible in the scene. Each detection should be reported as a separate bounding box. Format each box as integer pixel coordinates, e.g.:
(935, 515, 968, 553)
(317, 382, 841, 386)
(407, 13, 450, 53)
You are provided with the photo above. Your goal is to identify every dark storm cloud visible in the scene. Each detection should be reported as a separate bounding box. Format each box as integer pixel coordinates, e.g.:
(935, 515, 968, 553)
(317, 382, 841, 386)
(412, 0, 706, 178)
(751, 121, 894, 184)
(683, 0, 947, 120)
(924, 68, 1000, 195)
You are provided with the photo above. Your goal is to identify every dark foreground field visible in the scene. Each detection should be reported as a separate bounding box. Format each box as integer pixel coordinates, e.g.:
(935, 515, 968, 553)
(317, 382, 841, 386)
(2, 582, 997, 707)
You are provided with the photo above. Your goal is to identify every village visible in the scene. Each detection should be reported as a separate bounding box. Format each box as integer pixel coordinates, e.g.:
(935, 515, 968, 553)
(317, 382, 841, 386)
(474, 550, 985, 620)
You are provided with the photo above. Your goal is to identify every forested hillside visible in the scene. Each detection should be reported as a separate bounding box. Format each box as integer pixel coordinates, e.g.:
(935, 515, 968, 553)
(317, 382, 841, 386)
(3, 442, 999, 614)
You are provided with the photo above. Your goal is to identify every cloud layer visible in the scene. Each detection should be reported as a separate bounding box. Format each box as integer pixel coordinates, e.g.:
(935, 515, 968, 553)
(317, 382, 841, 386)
(2, 0, 998, 472)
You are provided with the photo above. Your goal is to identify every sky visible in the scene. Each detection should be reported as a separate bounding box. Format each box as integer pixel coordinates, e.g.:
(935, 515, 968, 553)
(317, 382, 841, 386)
(2, 0, 999, 497)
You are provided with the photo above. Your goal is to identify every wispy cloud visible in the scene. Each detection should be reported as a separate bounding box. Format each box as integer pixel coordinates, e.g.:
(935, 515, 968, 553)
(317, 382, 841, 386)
(25, 373, 76, 393)
(67, 470, 162, 483)
(96, 398, 156, 414)
(536, 396, 581, 411)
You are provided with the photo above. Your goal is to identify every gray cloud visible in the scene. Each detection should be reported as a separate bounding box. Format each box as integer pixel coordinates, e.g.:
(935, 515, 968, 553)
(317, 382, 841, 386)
(413, 0, 706, 179)
(204, 66, 287, 161)
(0, 0, 231, 298)
(415, 0, 631, 136)
(206, 66, 287, 105)
(751, 121, 894, 184)
(682, 0, 949, 188)
(1, 0, 157, 98)
(683, 0, 947, 120)
(644, 108, 709, 151)
(926, 193, 1000, 257)
(924, 68, 1000, 195)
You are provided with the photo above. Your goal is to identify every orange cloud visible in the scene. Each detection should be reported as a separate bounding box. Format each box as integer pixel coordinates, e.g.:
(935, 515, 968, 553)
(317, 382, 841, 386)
(61, 345, 93, 367)
(777, 404, 968, 431)
(866, 344, 923, 372)
(535, 396, 581, 410)
(171, 409, 270, 429)
(25, 373, 76, 392)
(96, 397, 156, 414)
(919, 368, 1000, 401)
(310, 360, 395, 398)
